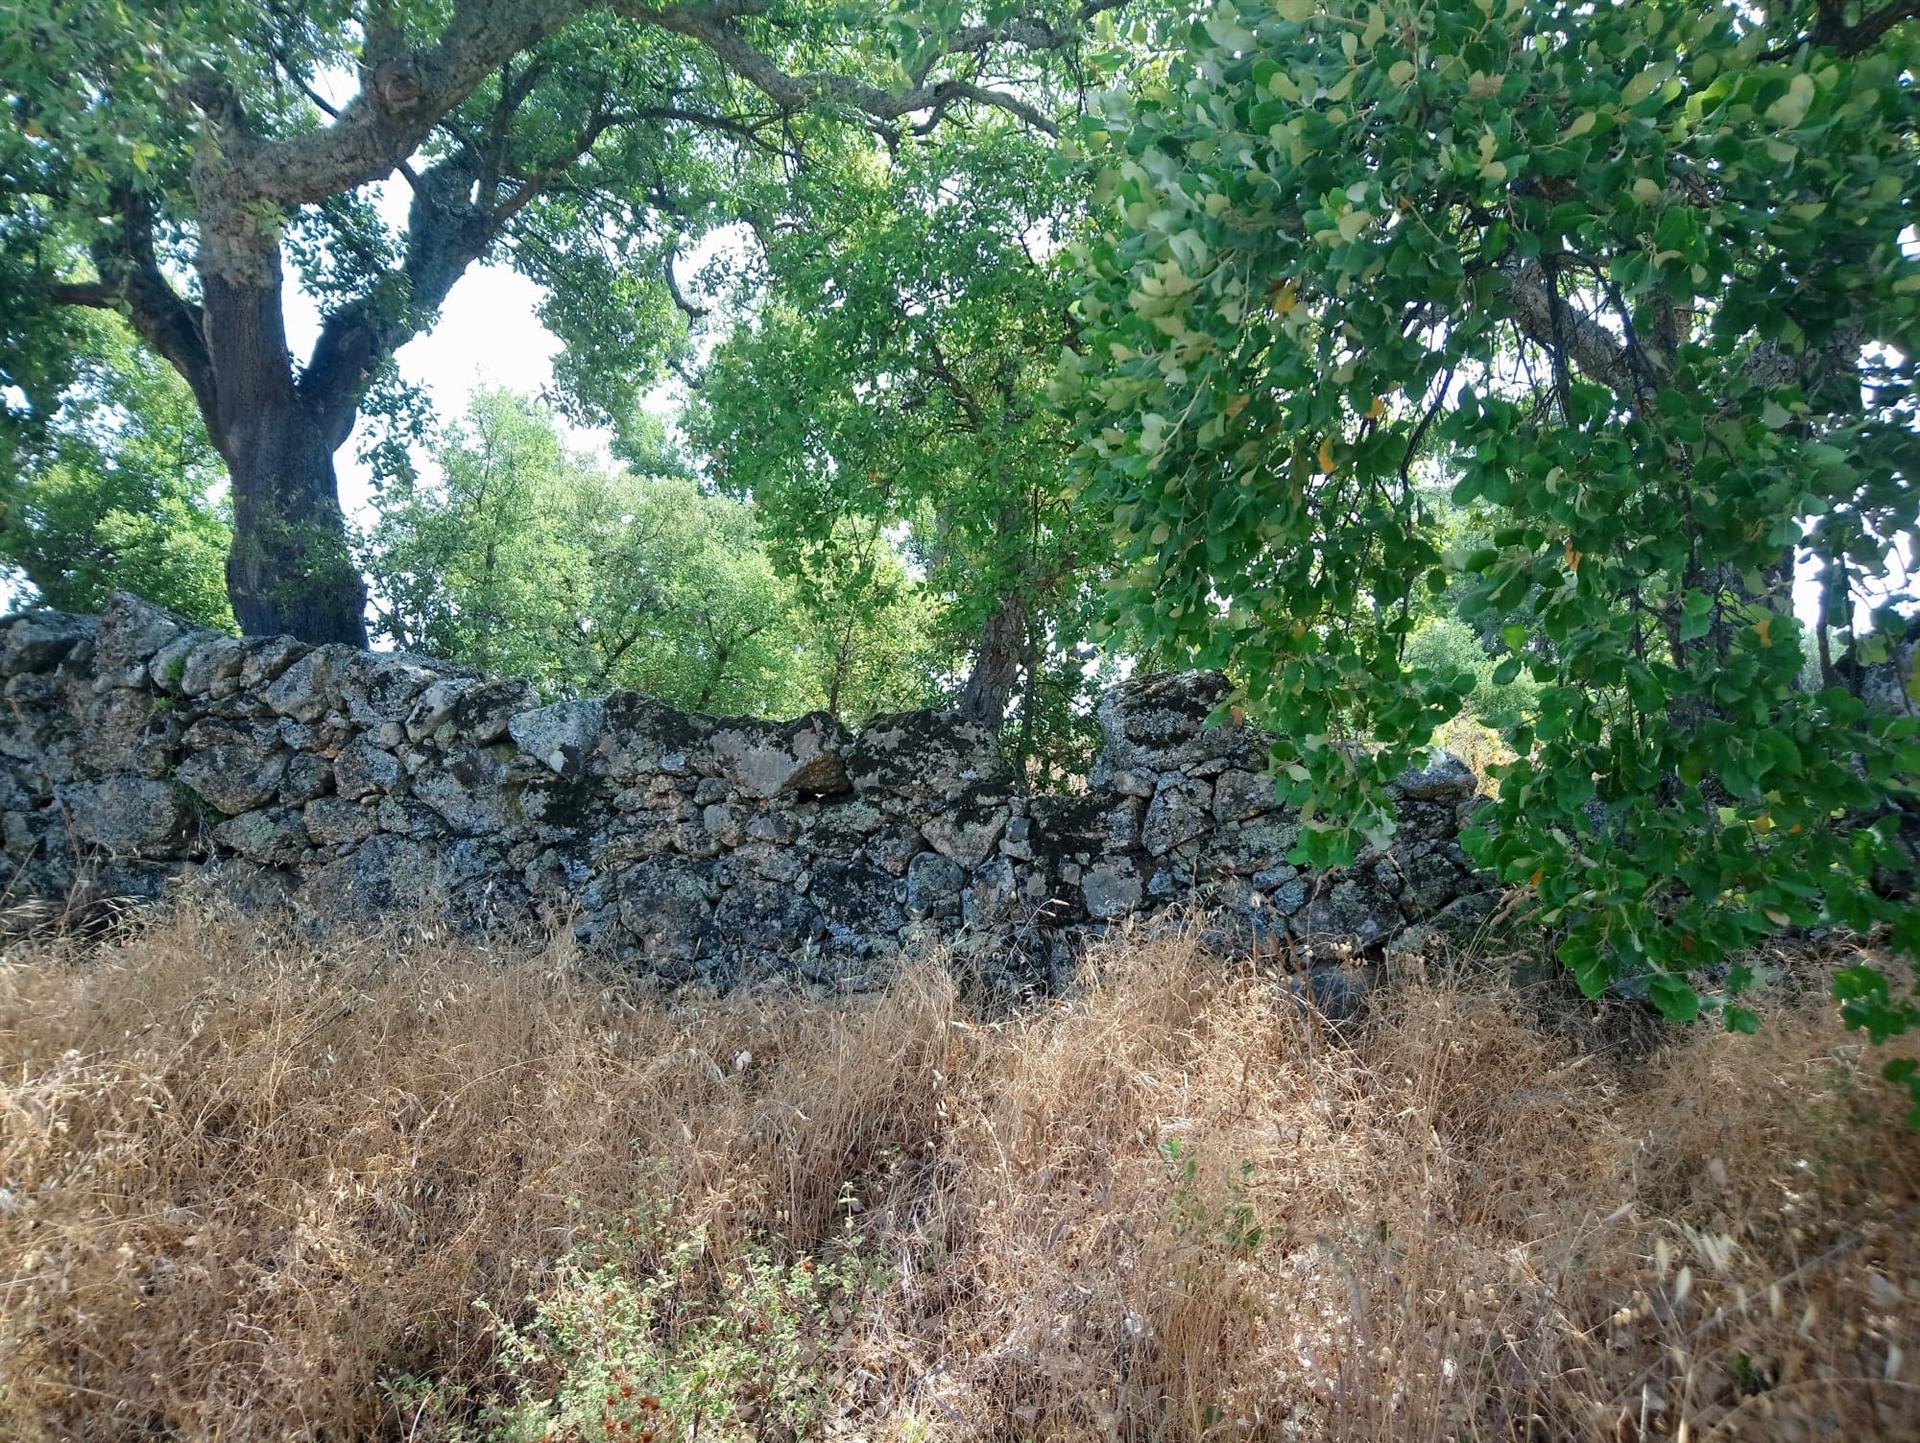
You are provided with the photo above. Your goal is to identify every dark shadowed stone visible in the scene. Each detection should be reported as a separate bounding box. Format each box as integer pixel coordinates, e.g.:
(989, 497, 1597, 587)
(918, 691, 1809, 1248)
(1285, 964, 1378, 1021)
(714, 875, 821, 949)
(510, 697, 606, 776)
(1029, 793, 1141, 859)
(846, 709, 1008, 798)
(0, 610, 97, 676)
(812, 858, 905, 936)
(709, 711, 851, 799)
(1396, 846, 1476, 920)
(617, 860, 717, 967)
(1095, 670, 1249, 772)
(1387, 749, 1477, 803)
(56, 777, 194, 856)
(1142, 778, 1213, 857)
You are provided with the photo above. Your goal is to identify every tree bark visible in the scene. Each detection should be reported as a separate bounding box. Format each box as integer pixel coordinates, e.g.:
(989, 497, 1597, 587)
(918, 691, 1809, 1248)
(197, 203, 371, 646)
(956, 590, 1028, 727)
(221, 401, 370, 645)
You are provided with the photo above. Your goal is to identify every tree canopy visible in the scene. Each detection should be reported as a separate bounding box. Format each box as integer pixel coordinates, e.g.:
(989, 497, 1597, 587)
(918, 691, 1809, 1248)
(689, 119, 1122, 767)
(1060, 0, 1920, 1089)
(3, 0, 1118, 643)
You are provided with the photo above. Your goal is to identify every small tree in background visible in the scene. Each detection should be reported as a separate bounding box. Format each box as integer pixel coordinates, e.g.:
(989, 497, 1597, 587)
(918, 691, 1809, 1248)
(0, 313, 233, 627)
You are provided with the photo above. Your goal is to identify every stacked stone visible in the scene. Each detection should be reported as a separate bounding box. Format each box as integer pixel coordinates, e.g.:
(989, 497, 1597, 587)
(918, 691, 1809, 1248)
(0, 594, 1489, 994)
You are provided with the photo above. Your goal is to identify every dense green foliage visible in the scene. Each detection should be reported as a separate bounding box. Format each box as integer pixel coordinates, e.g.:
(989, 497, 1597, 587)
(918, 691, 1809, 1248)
(2, 0, 1120, 642)
(0, 315, 232, 627)
(691, 122, 1122, 772)
(363, 391, 948, 718)
(1062, 0, 1920, 1090)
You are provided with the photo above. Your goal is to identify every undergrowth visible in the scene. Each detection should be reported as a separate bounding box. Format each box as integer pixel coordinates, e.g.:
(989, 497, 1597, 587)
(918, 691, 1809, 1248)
(1, 905, 1915, 1440)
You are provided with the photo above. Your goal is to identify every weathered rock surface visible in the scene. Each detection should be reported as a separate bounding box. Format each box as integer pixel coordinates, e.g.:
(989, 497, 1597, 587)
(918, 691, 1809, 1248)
(0, 595, 1491, 996)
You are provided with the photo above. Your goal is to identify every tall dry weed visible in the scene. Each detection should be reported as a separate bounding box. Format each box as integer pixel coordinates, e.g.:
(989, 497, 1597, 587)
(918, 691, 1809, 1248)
(0, 905, 1914, 1440)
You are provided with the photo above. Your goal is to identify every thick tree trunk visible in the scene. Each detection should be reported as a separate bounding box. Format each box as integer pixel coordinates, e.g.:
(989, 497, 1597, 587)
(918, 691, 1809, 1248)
(222, 406, 369, 646)
(199, 232, 370, 647)
(956, 590, 1029, 727)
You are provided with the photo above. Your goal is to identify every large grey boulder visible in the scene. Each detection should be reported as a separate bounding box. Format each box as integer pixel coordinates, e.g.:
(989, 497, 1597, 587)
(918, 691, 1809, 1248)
(708, 711, 851, 799)
(847, 709, 1008, 798)
(1094, 670, 1250, 773)
(56, 777, 194, 856)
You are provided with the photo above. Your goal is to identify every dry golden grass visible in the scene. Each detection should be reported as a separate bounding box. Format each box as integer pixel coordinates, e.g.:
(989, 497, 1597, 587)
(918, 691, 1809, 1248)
(1, 905, 1916, 1441)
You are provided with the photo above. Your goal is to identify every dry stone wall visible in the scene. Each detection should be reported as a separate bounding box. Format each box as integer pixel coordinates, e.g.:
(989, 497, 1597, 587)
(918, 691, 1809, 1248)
(0, 594, 1492, 994)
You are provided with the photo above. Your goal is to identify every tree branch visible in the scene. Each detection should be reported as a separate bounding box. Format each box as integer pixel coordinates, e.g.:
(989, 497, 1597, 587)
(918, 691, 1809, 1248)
(55, 191, 221, 426)
(1502, 260, 1652, 409)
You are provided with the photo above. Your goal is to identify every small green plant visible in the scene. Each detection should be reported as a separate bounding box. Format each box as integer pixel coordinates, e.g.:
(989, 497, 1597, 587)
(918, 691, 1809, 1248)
(1160, 1139, 1266, 1255)
(476, 1204, 878, 1442)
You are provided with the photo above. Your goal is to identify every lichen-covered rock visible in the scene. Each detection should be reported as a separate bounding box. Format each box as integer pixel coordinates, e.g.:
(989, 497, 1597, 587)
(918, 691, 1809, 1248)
(618, 860, 716, 969)
(334, 738, 402, 801)
(1292, 874, 1399, 948)
(305, 796, 380, 848)
(1388, 750, 1477, 803)
(812, 858, 904, 938)
(1095, 670, 1248, 773)
(1142, 778, 1213, 857)
(1, 599, 1491, 1000)
(1082, 858, 1144, 920)
(56, 777, 194, 855)
(709, 712, 850, 799)
(411, 747, 511, 835)
(176, 721, 287, 814)
(510, 697, 605, 776)
(406, 676, 538, 745)
(847, 709, 1007, 798)
(212, 807, 311, 866)
(962, 855, 1017, 928)
(920, 793, 1010, 870)
(905, 851, 965, 918)
(0, 610, 97, 676)
(94, 593, 193, 688)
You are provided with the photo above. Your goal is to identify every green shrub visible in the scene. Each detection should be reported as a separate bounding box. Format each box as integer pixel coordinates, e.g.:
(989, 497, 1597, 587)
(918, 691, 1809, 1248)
(475, 1208, 877, 1443)
(1404, 617, 1539, 733)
